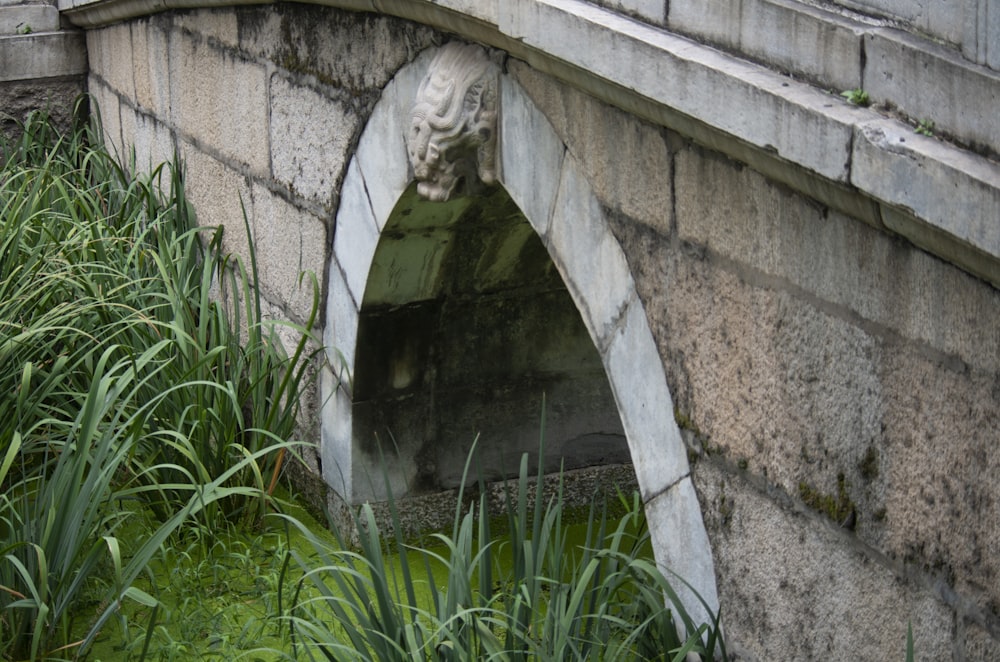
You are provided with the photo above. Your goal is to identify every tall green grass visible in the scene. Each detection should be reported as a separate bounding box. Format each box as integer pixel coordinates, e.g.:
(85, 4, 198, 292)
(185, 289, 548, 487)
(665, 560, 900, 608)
(283, 435, 728, 661)
(1, 106, 317, 660)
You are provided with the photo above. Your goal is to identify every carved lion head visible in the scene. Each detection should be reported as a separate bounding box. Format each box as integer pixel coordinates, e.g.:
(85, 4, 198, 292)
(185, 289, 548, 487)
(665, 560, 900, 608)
(408, 42, 498, 202)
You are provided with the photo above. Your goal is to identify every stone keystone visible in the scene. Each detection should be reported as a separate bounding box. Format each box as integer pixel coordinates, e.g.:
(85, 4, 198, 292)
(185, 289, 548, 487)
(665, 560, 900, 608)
(407, 41, 498, 202)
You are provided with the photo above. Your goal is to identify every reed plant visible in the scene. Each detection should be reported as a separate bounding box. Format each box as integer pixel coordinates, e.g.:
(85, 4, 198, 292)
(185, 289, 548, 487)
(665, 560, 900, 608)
(1, 106, 317, 660)
(282, 434, 728, 661)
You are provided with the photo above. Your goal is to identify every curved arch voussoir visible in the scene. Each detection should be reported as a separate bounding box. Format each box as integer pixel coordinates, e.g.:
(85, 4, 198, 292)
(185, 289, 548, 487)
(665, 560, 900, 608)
(321, 44, 720, 622)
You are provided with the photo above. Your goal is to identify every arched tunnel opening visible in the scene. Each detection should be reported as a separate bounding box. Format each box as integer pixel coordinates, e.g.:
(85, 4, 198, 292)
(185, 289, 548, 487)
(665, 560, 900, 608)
(351, 183, 631, 497)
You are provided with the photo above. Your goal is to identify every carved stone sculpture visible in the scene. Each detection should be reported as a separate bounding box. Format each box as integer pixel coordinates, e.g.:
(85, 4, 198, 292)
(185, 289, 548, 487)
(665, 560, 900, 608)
(407, 42, 498, 202)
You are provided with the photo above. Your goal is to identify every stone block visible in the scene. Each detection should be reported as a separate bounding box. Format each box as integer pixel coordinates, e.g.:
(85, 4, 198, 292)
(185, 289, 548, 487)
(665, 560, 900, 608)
(347, 396, 428, 502)
(122, 106, 175, 174)
(131, 18, 170, 117)
(119, 101, 136, 161)
(359, 188, 511, 301)
(498, 75, 564, 237)
(252, 184, 327, 322)
(432, 288, 607, 386)
(180, 144, 254, 267)
(169, 31, 269, 175)
(89, 78, 123, 158)
(878, 206, 1000, 368)
(174, 8, 238, 49)
(0, 76, 83, 142)
(654, 260, 886, 501)
(0, 30, 87, 82)
(694, 460, 955, 660)
(626, 226, 866, 487)
(629, 235, 1000, 627)
(864, 28, 1000, 155)
(508, 61, 672, 231)
(987, 0, 1000, 70)
(960, 1, 986, 67)
(363, 229, 452, 306)
(0, 4, 59, 35)
(333, 159, 380, 306)
(604, 296, 690, 497)
(323, 261, 359, 387)
(320, 366, 353, 499)
(354, 46, 432, 227)
(269, 74, 356, 209)
(414, 0, 498, 24)
(129, 110, 175, 174)
(249, 5, 433, 92)
(878, 351, 1000, 617)
(851, 120, 1000, 272)
(645, 477, 719, 628)
(674, 145, 1000, 372)
(673, 0, 867, 93)
(548, 152, 632, 343)
(427, 374, 627, 489)
(230, 6, 283, 63)
(668, 0, 740, 46)
(739, 0, 864, 91)
(835, 0, 964, 46)
(964, 620, 1000, 661)
(86, 24, 131, 95)
(590, 0, 664, 24)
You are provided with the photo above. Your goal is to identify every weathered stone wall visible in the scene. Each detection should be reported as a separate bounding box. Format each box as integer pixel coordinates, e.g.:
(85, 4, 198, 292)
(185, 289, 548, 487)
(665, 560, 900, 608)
(509, 59, 1000, 660)
(81, 2, 1000, 659)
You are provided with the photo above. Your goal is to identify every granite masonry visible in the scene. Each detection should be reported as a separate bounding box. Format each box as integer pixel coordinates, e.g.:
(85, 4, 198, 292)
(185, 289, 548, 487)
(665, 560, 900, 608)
(35, 0, 1000, 657)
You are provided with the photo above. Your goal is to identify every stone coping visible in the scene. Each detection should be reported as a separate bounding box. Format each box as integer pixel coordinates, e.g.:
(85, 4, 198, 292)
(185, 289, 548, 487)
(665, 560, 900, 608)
(57, 0, 1000, 288)
(1, 2, 58, 33)
(0, 30, 87, 81)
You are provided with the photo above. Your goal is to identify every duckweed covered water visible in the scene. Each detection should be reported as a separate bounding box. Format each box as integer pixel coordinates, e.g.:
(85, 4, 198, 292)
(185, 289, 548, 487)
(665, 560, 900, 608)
(80, 492, 649, 661)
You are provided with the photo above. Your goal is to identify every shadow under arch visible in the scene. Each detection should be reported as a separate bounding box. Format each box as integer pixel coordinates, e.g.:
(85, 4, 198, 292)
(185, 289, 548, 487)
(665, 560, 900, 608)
(352, 181, 632, 499)
(320, 44, 720, 622)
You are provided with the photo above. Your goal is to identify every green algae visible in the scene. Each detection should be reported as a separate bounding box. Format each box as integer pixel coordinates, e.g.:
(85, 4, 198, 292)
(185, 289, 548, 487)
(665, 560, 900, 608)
(78, 490, 646, 661)
(798, 472, 856, 528)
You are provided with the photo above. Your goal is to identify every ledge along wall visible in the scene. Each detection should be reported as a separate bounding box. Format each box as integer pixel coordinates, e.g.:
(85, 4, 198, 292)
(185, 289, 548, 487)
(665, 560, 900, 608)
(64, 0, 1000, 659)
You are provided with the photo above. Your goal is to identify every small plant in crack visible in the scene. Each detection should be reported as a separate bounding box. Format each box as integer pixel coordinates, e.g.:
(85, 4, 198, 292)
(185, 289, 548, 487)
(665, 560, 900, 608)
(915, 118, 935, 136)
(840, 88, 870, 106)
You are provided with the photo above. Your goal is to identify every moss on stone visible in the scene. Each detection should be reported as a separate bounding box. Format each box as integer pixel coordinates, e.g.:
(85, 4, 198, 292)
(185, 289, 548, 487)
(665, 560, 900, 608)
(798, 472, 856, 527)
(858, 445, 879, 481)
(673, 407, 700, 436)
(717, 482, 734, 529)
(674, 407, 714, 462)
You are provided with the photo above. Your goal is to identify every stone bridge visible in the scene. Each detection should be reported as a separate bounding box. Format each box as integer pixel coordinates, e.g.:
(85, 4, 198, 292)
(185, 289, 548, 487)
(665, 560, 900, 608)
(4, 0, 1000, 657)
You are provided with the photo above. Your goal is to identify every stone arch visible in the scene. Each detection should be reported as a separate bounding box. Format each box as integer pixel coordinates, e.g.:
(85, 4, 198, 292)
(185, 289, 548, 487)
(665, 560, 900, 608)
(320, 44, 720, 621)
